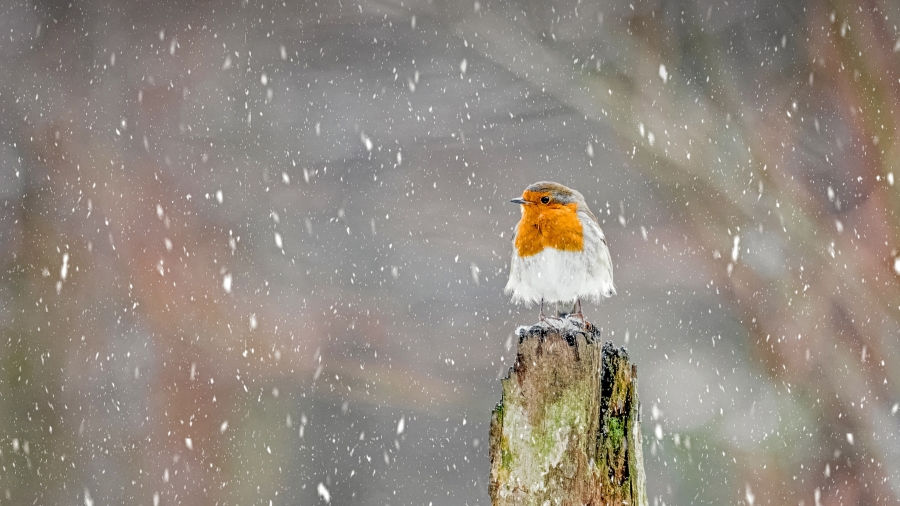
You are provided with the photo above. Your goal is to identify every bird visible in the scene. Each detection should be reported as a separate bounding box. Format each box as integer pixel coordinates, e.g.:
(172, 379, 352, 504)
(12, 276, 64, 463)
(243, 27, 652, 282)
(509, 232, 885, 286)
(504, 181, 615, 323)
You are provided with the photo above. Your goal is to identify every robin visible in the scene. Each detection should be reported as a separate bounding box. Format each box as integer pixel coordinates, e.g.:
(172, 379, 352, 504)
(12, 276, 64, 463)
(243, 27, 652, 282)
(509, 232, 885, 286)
(505, 181, 615, 322)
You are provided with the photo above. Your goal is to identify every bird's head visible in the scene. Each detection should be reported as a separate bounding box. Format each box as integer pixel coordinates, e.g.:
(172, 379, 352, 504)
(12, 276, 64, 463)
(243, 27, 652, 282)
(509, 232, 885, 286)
(510, 181, 585, 209)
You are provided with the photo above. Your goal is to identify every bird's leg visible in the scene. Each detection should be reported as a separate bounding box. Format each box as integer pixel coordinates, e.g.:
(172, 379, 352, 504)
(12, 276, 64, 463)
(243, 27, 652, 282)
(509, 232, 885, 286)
(575, 298, 587, 327)
(556, 301, 561, 319)
(539, 298, 546, 322)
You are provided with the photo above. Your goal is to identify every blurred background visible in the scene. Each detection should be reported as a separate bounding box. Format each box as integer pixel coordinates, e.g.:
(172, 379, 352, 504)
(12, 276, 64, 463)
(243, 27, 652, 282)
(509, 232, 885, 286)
(2, 0, 900, 504)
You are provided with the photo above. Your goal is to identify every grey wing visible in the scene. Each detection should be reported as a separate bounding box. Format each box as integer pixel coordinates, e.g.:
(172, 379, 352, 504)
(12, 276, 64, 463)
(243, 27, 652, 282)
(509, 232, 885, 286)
(579, 208, 615, 292)
(581, 207, 608, 245)
(581, 206, 601, 234)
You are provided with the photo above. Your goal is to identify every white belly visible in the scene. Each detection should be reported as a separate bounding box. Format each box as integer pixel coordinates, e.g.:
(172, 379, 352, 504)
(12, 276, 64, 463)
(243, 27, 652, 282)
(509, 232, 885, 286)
(505, 247, 615, 306)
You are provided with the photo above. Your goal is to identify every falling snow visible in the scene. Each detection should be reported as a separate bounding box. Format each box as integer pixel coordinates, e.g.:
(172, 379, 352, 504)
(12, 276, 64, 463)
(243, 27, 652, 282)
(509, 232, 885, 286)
(0, 2, 897, 506)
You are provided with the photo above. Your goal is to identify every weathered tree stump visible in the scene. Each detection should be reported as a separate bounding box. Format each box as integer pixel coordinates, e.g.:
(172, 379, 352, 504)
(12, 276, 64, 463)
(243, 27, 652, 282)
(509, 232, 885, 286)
(489, 316, 647, 506)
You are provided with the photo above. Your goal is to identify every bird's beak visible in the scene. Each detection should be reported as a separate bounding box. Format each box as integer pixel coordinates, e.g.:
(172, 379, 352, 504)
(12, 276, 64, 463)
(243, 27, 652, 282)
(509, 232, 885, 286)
(510, 198, 528, 205)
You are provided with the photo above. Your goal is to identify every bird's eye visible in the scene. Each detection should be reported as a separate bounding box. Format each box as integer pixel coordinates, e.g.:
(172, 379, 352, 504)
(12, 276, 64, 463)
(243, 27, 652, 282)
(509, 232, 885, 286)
(540, 196, 550, 204)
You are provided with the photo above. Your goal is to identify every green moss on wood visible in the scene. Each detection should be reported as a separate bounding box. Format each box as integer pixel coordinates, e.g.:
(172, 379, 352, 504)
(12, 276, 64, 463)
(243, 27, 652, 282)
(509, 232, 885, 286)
(489, 317, 647, 506)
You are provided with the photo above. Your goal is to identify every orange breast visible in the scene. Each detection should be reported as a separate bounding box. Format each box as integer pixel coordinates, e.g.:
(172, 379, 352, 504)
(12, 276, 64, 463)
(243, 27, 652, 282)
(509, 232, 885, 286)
(514, 202, 584, 257)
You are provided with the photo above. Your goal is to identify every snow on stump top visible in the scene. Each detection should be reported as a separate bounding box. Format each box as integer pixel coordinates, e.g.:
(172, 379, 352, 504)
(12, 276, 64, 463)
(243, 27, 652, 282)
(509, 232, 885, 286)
(489, 315, 647, 506)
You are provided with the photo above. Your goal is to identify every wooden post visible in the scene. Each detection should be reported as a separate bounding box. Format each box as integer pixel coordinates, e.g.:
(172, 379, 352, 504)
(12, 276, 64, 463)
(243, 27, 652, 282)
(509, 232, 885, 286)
(489, 316, 647, 506)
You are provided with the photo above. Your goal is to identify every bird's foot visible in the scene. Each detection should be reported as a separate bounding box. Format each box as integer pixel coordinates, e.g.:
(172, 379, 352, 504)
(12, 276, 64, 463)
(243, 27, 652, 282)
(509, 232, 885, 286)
(572, 313, 591, 330)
